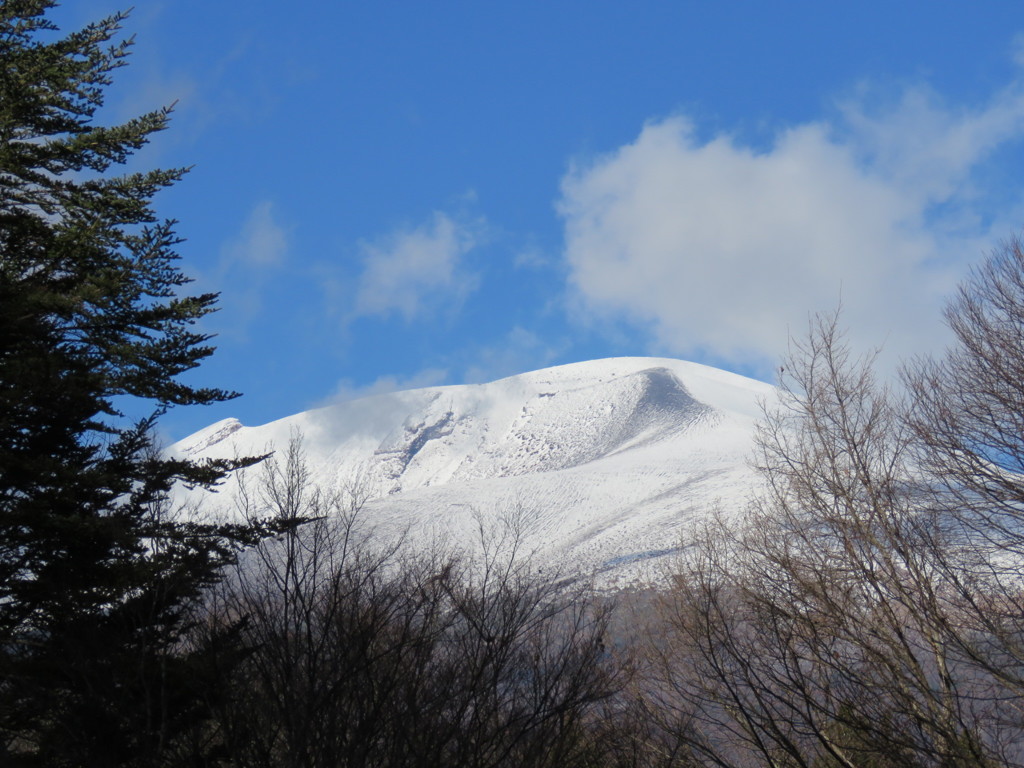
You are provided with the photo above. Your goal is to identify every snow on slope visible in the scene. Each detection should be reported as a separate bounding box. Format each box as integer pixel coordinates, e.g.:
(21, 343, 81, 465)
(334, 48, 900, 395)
(173, 358, 775, 588)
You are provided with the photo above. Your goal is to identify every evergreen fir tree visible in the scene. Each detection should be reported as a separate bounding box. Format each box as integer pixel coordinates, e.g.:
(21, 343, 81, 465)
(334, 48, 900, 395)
(0, 2, 269, 762)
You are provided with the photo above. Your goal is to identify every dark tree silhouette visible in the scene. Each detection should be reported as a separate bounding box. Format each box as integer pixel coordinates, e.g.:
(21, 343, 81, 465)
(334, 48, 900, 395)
(0, 3, 268, 763)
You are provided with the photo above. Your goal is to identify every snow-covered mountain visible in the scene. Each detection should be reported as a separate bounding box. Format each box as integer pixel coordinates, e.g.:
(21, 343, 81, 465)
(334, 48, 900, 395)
(173, 358, 775, 588)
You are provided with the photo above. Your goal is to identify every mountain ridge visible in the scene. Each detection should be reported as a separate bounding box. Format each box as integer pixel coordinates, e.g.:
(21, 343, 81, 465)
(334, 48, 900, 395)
(174, 357, 775, 588)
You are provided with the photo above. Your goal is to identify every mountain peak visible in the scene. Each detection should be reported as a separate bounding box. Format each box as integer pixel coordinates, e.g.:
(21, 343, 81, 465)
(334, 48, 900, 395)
(175, 357, 773, 587)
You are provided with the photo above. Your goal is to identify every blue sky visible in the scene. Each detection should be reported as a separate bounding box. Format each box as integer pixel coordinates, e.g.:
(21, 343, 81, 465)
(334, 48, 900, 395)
(52, 1, 1024, 440)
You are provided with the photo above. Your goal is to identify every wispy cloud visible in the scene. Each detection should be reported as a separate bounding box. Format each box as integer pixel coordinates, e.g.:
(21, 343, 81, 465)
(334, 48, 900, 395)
(325, 367, 450, 405)
(215, 200, 289, 336)
(463, 327, 566, 384)
(513, 245, 551, 270)
(221, 200, 288, 270)
(320, 327, 565, 406)
(352, 212, 482, 322)
(558, 69, 1024, 375)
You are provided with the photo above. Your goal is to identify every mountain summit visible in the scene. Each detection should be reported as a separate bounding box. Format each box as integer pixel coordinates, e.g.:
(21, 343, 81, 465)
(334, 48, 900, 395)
(174, 358, 774, 587)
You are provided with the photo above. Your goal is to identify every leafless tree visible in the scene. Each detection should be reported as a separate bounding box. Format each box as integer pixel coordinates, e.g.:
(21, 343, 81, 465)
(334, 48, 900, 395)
(195, 435, 628, 768)
(643, 311, 1010, 767)
(906, 236, 1024, 712)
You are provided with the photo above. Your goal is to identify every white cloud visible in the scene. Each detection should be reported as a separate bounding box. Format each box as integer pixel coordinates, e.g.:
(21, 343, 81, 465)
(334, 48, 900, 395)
(558, 76, 1024, 375)
(214, 200, 289, 338)
(323, 327, 563, 407)
(325, 368, 450, 405)
(463, 327, 566, 384)
(221, 200, 288, 270)
(353, 212, 480, 322)
(310, 368, 451, 450)
(1013, 33, 1024, 69)
(513, 245, 550, 270)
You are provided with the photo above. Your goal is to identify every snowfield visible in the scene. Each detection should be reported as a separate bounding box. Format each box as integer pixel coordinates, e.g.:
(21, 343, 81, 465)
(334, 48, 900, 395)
(172, 358, 776, 589)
